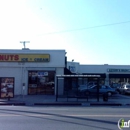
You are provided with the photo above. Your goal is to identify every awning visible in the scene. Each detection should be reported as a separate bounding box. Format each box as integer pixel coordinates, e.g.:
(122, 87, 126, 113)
(82, 73, 106, 78)
(56, 75, 101, 78)
(109, 74, 130, 78)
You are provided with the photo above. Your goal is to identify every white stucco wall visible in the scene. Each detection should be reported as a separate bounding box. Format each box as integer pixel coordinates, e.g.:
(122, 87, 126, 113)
(67, 61, 130, 74)
(67, 61, 80, 73)
(79, 64, 130, 74)
(67, 62, 130, 86)
(0, 49, 65, 95)
(0, 49, 65, 68)
(55, 68, 64, 95)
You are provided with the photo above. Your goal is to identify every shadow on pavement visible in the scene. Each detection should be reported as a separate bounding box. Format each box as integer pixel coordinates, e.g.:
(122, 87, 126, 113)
(0, 108, 116, 130)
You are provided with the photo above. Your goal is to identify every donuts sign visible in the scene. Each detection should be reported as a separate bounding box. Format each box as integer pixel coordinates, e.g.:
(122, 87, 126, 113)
(0, 54, 50, 62)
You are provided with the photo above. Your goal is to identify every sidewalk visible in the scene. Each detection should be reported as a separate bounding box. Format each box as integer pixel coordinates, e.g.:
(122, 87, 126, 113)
(0, 95, 130, 106)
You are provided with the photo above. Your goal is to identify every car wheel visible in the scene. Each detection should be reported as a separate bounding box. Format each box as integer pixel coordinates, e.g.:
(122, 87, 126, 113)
(122, 91, 126, 95)
(107, 92, 112, 96)
(118, 91, 121, 94)
(117, 90, 121, 94)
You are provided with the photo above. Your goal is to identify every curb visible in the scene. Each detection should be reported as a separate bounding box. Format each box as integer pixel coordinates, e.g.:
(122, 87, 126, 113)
(0, 102, 130, 106)
(34, 102, 130, 106)
(126, 104, 130, 106)
(34, 102, 81, 106)
(90, 103, 122, 106)
(0, 102, 26, 106)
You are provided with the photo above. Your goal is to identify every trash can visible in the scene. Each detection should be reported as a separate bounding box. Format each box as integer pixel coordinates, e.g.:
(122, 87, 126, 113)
(103, 93, 108, 102)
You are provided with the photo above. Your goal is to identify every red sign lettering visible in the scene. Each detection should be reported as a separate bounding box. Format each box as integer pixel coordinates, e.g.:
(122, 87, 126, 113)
(0, 55, 19, 61)
(14, 55, 19, 60)
(10, 55, 14, 60)
(0, 55, 4, 60)
(4, 55, 9, 60)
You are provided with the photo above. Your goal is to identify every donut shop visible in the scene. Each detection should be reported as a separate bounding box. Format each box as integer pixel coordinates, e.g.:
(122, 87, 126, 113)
(0, 49, 65, 98)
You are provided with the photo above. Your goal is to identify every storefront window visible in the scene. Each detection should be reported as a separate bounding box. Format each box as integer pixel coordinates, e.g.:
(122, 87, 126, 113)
(28, 71, 55, 95)
(0, 77, 14, 98)
(88, 78, 105, 86)
(64, 77, 105, 91)
(109, 78, 130, 88)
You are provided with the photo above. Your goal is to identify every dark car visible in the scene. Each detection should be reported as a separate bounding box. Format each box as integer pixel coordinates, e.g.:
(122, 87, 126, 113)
(79, 85, 117, 96)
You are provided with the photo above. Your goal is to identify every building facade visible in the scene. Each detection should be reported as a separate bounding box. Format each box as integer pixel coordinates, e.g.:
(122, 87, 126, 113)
(0, 49, 66, 98)
(1, 49, 130, 98)
(67, 62, 130, 88)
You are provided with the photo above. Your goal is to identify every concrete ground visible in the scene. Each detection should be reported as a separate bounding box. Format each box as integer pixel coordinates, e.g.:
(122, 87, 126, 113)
(0, 94, 130, 106)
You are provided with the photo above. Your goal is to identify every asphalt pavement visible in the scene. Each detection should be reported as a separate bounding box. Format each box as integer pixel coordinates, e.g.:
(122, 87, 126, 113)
(0, 94, 130, 106)
(0, 106, 129, 130)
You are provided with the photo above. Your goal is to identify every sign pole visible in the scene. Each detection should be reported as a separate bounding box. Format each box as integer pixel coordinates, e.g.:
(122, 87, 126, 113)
(20, 41, 30, 49)
(22, 83, 25, 100)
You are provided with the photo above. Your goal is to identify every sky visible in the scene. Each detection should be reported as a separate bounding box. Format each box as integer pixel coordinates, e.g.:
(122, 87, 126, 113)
(0, 0, 130, 65)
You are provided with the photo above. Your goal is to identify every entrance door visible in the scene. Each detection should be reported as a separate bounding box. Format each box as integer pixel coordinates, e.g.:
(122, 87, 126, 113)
(28, 71, 55, 95)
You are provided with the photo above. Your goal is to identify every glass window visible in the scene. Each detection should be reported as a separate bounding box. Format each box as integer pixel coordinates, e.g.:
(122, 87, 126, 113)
(0, 77, 14, 98)
(102, 85, 106, 89)
(110, 78, 130, 88)
(28, 71, 55, 95)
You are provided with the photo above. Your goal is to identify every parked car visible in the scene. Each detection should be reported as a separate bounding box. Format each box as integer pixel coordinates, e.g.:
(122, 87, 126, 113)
(110, 83, 121, 89)
(79, 85, 117, 96)
(116, 84, 130, 95)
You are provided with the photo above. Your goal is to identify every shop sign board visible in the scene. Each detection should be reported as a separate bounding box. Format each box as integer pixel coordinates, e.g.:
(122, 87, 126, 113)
(0, 54, 50, 62)
(108, 69, 130, 72)
(69, 66, 76, 73)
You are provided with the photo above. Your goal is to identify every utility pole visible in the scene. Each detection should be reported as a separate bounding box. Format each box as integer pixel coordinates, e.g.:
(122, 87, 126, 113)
(20, 41, 30, 49)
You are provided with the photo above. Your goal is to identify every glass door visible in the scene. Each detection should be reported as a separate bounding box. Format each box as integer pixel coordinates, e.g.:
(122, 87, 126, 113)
(28, 71, 55, 95)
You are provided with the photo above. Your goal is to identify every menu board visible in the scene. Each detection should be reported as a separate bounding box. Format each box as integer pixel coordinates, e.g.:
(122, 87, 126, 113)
(0, 77, 14, 98)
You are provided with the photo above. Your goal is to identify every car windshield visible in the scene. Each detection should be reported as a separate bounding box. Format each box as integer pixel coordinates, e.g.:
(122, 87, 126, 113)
(101, 85, 111, 89)
(106, 86, 112, 89)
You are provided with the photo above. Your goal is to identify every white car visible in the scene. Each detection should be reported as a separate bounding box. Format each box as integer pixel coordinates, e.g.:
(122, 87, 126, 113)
(117, 84, 130, 94)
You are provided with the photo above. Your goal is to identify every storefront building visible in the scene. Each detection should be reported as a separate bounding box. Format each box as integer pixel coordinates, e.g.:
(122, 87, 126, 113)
(0, 49, 65, 97)
(1, 49, 130, 98)
(67, 62, 130, 88)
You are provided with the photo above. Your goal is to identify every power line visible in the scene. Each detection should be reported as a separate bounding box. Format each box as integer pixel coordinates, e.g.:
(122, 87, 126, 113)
(38, 20, 130, 36)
